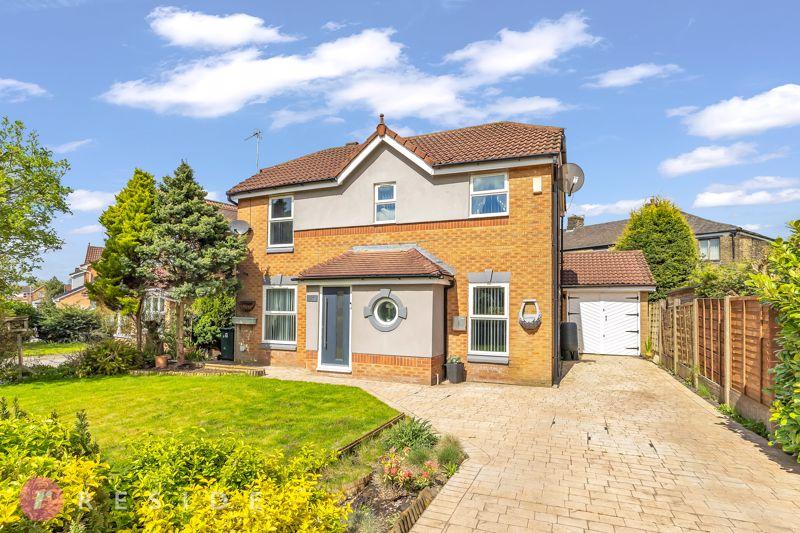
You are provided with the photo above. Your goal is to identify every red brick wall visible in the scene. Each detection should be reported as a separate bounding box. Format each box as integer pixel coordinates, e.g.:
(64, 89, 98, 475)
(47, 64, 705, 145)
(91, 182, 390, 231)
(235, 164, 556, 386)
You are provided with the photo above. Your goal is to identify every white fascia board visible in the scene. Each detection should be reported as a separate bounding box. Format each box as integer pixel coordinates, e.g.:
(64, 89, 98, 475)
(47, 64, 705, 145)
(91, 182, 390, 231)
(298, 277, 451, 286)
(564, 286, 656, 293)
(432, 156, 555, 175)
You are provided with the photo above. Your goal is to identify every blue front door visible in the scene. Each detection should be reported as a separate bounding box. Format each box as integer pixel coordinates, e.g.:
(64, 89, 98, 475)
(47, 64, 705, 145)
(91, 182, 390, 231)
(321, 287, 350, 368)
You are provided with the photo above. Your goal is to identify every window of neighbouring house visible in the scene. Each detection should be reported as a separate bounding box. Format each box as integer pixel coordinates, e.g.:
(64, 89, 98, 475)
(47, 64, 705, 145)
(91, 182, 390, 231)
(143, 291, 166, 321)
(699, 237, 720, 261)
(263, 286, 296, 344)
(470, 174, 508, 217)
(468, 283, 509, 357)
(269, 196, 293, 248)
(374, 183, 396, 223)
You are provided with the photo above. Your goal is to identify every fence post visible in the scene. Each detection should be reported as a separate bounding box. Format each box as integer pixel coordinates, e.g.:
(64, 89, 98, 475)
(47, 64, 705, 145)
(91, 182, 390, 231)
(692, 298, 699, 388)
(672, 302, 678, 375)
(724, 296, 732, 405)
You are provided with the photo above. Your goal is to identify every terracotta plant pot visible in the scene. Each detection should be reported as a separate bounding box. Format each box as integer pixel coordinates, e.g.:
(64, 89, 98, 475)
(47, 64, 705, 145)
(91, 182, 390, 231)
(154, 355, 169, 369)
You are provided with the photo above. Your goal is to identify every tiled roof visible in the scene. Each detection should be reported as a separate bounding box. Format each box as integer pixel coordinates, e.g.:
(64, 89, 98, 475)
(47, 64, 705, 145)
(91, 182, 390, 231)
(564, 212, 771, 251)
(562, 250, 655, 287)
(205, 199, 238, 222)
(228, 121, 563, 195)
(84, 245, 104, 265)
(298, 248, 453, 280)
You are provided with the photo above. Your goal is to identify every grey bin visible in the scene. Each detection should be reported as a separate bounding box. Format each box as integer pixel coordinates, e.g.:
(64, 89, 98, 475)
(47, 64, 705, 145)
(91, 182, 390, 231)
(560, 322, 580, 361)
(445, 362, 465, 384)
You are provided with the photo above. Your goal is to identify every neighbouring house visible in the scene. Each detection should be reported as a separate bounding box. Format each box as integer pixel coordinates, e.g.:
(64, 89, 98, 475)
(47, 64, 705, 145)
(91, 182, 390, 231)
(227, 118, 568, 386)
(562, 250, 655, 356)
(53, 244, 104, 309)
(12, 285, 47, 306)
(563, 212, 773, 265)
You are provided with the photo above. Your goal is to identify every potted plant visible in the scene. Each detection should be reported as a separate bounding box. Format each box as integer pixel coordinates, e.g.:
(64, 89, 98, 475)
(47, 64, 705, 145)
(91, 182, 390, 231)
(445, 356, 465, 384)
(154, 354, 169, 369)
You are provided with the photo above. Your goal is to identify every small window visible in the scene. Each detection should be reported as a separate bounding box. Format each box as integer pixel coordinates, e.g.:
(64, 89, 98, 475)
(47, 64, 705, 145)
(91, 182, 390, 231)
(468, 283, 509, 356)
(470, 174, 508, 217)
(144, 291, 166, 321)
(699, 237, 720, 261)
(374, 183, 396, 223)
(263, 286, 297, 344)
(269, 196, 293, 248)
(373, 298, 398, 326)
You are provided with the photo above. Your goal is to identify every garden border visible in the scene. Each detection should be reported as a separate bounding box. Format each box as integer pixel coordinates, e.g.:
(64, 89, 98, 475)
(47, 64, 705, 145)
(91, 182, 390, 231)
(390, 486, 440, 533)
(336, 413, 405, 456)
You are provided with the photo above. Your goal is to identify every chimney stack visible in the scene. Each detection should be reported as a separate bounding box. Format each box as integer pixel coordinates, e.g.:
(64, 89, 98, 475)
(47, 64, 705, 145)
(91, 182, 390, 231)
(567, 215, 584, 230)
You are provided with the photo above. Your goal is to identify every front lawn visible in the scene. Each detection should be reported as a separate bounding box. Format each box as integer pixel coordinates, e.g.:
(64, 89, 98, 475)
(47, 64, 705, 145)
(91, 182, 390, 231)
(23, 341, 87, 356)
(2, 374, 397, 465)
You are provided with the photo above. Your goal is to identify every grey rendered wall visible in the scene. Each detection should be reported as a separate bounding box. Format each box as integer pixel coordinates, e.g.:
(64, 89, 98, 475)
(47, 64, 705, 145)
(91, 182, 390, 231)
(305, 286, 319, 350)
(351, 284, 439, 357)
(294, 144, 470, 231)
(431, 285, 445, 357)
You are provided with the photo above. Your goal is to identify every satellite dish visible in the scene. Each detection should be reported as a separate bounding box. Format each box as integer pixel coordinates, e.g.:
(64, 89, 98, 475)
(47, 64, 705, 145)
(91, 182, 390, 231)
(229, 220, 251, 235)
(561, 163, 585, 196)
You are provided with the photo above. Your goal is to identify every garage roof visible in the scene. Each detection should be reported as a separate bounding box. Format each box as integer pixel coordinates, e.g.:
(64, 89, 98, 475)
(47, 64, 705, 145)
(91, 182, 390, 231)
(562, 250, 655, 288)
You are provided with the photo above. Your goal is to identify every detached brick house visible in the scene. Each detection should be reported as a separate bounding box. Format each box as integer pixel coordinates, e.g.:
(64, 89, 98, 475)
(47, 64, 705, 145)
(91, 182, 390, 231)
(54, 244, 104, 309)
(564, 212, 773, 265)
(227, 119, 568, 386)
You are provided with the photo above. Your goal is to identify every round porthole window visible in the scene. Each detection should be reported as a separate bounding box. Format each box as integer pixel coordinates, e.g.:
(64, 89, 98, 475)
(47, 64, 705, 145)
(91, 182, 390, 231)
(374, 298, 398, 325)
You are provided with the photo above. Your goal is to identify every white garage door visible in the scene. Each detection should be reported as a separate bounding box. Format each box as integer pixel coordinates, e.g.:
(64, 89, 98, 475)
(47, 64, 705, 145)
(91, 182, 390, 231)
(567, 291, 640, 356)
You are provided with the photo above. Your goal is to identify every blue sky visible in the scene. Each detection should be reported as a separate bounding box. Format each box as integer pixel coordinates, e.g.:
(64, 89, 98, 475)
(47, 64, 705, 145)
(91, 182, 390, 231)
(2, 0, 799, 280)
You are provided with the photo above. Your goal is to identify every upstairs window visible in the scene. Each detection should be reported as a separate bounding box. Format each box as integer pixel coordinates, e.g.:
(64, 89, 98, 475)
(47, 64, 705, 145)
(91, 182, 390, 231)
(699, 237, 720, 261)
(470, 174, 508, 217)
(374, 183, 396, 223)
(269, 196, 293, 248)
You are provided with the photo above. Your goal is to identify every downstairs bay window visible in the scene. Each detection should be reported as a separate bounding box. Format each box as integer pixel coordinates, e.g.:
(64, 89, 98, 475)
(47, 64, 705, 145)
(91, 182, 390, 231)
(263, 286, 297, 346)
(468, 283, 509, 363)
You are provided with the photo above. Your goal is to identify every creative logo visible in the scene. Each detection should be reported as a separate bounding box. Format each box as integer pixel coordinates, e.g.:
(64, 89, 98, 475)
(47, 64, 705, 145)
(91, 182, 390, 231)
(19, 478, 62, 521)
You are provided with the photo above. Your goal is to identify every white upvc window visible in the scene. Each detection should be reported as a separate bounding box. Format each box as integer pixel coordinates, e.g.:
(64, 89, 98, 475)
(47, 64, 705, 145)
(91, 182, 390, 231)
(470, 173, 508, 217)
(143, 291, 167, 321)
(468, 283, 509, 357)
(699, 237, 720, 261)
(374, 183, 396, 223)
(268, 196, 293, 248)
(263, 286, 297, 345)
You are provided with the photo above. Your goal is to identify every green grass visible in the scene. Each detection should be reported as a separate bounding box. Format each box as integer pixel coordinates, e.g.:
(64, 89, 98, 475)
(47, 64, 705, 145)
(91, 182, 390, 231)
(1, 375, 398, 465)
(23, 341, 87, 356)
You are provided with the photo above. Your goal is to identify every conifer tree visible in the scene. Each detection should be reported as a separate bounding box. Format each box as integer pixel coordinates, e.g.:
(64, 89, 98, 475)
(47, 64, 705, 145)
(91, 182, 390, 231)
(141, 161, 246, 363)
(87, 169, 155, 349)
(614, 198, 698, 299)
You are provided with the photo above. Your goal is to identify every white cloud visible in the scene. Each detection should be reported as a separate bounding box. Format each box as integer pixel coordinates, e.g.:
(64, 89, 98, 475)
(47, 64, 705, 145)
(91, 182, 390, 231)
(572, 198, 648, 216)
(205, 191, 223, 201)
(102, 29, 402, 118)
(67, 189, 116, 212)
(51, 138, 92, 154)
(270, 108, 336, 130)
(586, 63, 681, 88)
(321, 21, 349, 31)
(148, 6, 295, 49)
(665, 105, 698, 117)
(658, 142, 758, 177)
(445, 12, 599, 80)
(392, 125, 416, 137)
(681, 84, 800, 138)
(70, 224, 103, 235)
(484, 96, 569, 118)
(0, 78, 48, 102)
(742, 223, 766, 231)
(693, 176, 800, 207)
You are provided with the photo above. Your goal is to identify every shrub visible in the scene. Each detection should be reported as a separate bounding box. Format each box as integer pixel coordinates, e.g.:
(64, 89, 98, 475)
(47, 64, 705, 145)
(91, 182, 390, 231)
(382, 418, 438, 450)
(70, 339, 149, 378)
(689, 262, 758, 298)
(436, 435, 465, 470)
(37, 305, 101, 343)
(191, 292, 235, 349)
(112, 437, 346, 532)
(0, 400, 110, 531)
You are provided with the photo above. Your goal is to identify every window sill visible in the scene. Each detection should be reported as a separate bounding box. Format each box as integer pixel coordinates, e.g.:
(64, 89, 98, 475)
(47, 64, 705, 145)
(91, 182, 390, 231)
(468, 212, 509, 219)
(267, 246, 294, 254)
(467, 353, 509, 365)
(261, 342, 297, 351)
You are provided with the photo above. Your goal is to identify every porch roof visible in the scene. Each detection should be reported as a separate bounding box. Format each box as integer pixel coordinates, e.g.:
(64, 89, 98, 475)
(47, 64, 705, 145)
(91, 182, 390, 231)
(297, 247, 453, 281)
(562, 250, 655, 288)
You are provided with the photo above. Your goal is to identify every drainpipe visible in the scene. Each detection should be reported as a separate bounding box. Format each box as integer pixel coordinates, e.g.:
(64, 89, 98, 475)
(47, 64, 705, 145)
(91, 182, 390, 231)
(552, 158, 563, 386)
(442, 279, 453, 383)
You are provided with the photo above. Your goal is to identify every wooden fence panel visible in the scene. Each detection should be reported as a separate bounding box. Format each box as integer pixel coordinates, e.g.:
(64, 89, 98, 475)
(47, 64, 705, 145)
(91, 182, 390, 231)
(675, 302, 694, 379)
(659, 302, 674, 371)
(697, 298, 725, 386)
(728, 297, 779, 407)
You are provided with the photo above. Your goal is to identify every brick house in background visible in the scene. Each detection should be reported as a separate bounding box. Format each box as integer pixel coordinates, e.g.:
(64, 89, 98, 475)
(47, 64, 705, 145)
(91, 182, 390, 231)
(563, 212, 773, 265)
(227, 119, 567, 386)
(53, 244, 104, 309)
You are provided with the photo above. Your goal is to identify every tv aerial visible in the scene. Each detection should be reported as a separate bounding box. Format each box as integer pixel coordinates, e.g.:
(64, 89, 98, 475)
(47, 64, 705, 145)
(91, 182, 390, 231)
(244, 129, 263, 171)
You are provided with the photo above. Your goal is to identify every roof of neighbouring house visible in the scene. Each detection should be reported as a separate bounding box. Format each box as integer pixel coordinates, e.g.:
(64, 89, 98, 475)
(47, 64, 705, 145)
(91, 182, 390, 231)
(228, 120, 563, 195)
(84, 244, 104, 265)
(562, 250, 655, 287)
(205, 199, 238, 222)
(564, 211, 773, 251)
(297, 246, 454, 280)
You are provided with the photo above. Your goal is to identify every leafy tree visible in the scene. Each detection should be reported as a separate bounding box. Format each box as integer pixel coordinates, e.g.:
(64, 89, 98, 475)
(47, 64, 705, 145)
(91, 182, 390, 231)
(191, 290, 236, 350)
(689, 262, 758, 298)
(141, 162, 246, 364)
(0, 118, 71, 295)
(614, 198, 699, 300)
(87, 169, 156, 349)
(40, 275, 66, 301)
(750, 219, 800, 459)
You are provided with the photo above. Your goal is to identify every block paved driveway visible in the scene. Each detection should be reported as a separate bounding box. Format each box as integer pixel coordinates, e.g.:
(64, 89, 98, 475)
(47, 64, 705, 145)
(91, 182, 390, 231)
(261, 355, 800, 532)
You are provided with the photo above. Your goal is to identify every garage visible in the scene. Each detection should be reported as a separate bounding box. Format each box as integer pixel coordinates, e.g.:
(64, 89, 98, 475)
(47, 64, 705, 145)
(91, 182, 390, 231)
(562, 250, 656, 357)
